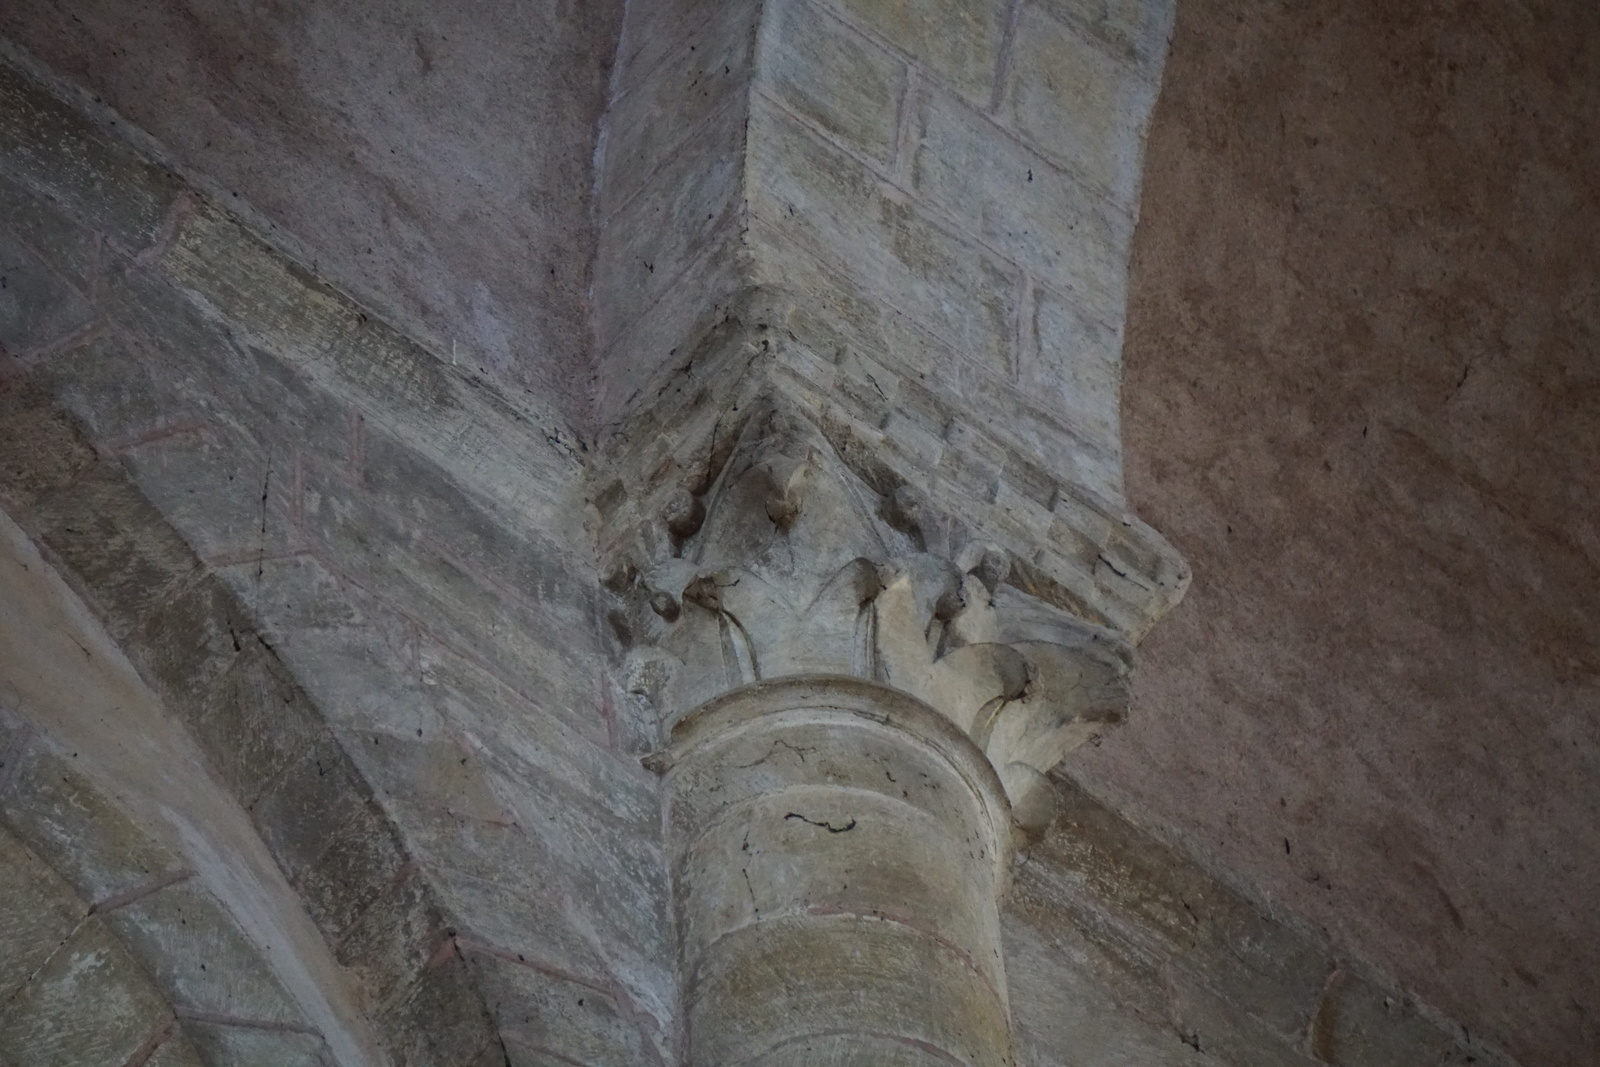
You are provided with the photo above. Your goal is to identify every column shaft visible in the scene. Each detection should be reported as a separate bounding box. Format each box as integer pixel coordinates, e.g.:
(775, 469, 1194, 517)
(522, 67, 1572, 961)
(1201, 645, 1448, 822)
(664, 677, 1015, 1066)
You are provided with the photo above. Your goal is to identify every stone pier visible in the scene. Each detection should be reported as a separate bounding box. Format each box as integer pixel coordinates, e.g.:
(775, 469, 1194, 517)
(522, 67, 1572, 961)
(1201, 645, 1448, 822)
(588, 1, 1187, 1059)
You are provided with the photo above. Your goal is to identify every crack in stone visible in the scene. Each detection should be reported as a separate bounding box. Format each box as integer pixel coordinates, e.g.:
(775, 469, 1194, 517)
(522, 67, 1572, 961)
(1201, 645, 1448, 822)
(784, 813, 857, 834)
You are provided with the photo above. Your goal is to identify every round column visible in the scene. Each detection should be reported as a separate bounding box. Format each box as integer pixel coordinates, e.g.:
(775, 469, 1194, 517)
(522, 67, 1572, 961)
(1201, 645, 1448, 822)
(662, 675, 1015, 1067)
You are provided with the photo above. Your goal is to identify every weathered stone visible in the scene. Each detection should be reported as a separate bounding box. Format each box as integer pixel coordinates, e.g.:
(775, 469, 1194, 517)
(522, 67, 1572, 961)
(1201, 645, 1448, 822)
(374, 953, 498, 1067)
(757, 0, 906, 164)
(29, 462, 198, 638)
(749, 98, 1020, 377)
(334, 865, 446, 1012)
(1018, 775, 1333, 1043)
(598, 0, 759, 220)
(0, 58, 182, 253)
(0, 9, 1534, 1067)
(179, 1022, 331, 1067)
(34, 332, 190, 449)
(0, 228, 94, 358)
(818, 0, 1010, 104)
(188, 638, 325, 808)
(291, 793, 408, 939)
(250, 732, 376, 884)
(1, 746, 184, 902)
(129, 570, 257, 713)
(0, 168, 100, 291)
(1004, 914, 1208, 1067)
(0, 378, 97, 510)
(471, 950, 657, 1067)
(914, 87, 1130, 313)
(0, 827, 84, 999)
(593, 103, 748, 352)
(998, 5, 1161, 207)
(418, 642, 655, 823)
(1031, 283, 1125, 456)
(102, 881, 304, 1025)
(296, 455, 597, 715)
(143, 1032, 208, 1067)
(0, 918, 171, 1067)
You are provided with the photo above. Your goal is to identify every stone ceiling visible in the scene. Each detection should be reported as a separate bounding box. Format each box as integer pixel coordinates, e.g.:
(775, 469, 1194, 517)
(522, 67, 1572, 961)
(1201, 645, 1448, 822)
(0, 1, 1595, 1064)
(1081, 2, 1600, 1063)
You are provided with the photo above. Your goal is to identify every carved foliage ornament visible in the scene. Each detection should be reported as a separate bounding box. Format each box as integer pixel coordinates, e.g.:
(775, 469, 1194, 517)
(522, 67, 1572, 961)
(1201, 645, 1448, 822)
(605, 403, 1130, 829)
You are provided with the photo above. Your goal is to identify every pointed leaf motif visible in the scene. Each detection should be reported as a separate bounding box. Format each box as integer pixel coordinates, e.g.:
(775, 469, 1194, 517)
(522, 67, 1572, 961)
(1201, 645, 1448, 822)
(605, 402, 1136, 823)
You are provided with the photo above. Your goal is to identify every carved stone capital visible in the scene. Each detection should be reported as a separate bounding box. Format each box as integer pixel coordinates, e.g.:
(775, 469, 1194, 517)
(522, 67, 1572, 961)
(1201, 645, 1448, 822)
(608, 400, 1134, 832)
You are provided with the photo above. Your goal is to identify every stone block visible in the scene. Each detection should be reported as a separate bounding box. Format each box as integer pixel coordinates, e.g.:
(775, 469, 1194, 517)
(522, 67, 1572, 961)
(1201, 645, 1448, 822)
(612, 0, 742, 101)
(179, 1023, 330, 1067)
(374, 953, 497, 1067)
(212, 554, 362, 639)
(127, 568, 255, 716)
(0, 827, 84, 999)
(0, 229, 94, 356)
(600, 0, 759, 219)
(0, 377, 97, 512)
(0, 168, 100, 291)
(158, 202, 583, 539)
(0, 59, 182, 253)
(1032, 283, 1124, 455)
(101, 262, 360, 471)
(145, 1033, 208, 1067)
(495, 771, 673, 1025)
(1035, 0, 1176, 73)
(358, 425, 592, 630)
(0, 918, 169, 1067)
(749, 98, 1019, 377)
(593, 100, 747, 350)
(334, 865, 446, 1011)
(471, 950, 654, 1067)
(429, 864, 615, 992)
(126, 444, 297, 571)
(914, 87, 1129, 310)
(591, 224, 750, 429)
(1319, 971, 1486, 1067)
(1018, 775, 1337, 1046)
(757, 0, 905, 165)
(968, 372, 1123, 501)
(292, 792, 409, 939)
(35, 331, 192, 449)
(186, 637, 325, 808)
(30, 463, 198, 643)
(818, 0, 1009, 104)
(1, 747, 184, 903)
(1163, 970, 1327, 1067)
(102, 880, 304, 1025)
(935, 440, 1003, 503)
(748, 216, 956, 385)
(250, 732, 374, 883)
(270, 623, 444, 737)
(340, 729, 513, 826)
(419, 642, 656, 825)
(296, 457, 598, 719)
(1003, 913, 1207, 1067)
(999, 5, 1160, 207)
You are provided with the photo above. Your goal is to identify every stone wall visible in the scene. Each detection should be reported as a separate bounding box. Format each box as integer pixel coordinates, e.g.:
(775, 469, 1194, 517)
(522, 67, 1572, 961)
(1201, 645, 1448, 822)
(0, 16, 1542, 1067)
(1082, 2, 1600, 1064)
(0, 51, 670, 1065)
(0, 1, 622, 412)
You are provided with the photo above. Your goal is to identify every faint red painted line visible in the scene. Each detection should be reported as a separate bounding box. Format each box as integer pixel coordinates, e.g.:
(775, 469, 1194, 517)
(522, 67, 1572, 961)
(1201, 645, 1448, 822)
(91, 869, 194, 915)
(119, 1015, 175, 1067)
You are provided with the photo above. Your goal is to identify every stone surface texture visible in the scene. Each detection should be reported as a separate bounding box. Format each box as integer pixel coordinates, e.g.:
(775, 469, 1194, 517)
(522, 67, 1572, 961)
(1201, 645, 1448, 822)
(0, 2, 1587, 1066)
(1073, 3, 1600, 1066)
(0, 0, 621, 412)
